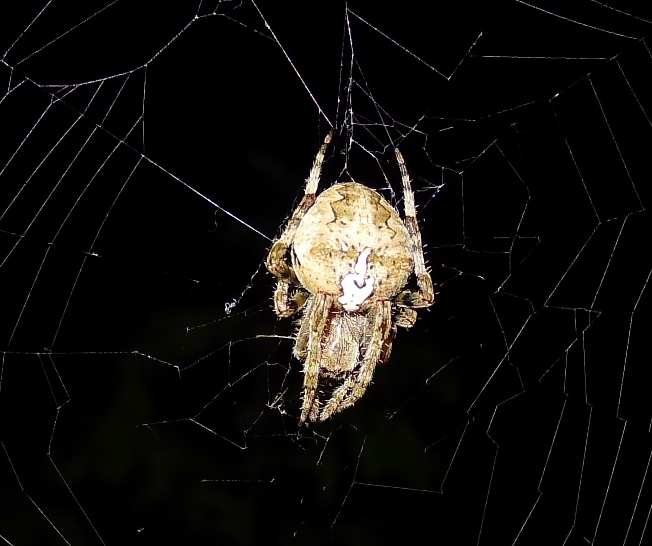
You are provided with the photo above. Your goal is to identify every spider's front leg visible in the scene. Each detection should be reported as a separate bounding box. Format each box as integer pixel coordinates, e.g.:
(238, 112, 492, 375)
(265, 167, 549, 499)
(394, 306, 417, 329)
(265, 188, 316, 318)
(394, 147, 435, 310)
(266, 131, 334, 318)
(266, 240, 297, 282)
(273, 278, 309, 318)
(395, 272, 434, 309)
(266, 241, 308, 317)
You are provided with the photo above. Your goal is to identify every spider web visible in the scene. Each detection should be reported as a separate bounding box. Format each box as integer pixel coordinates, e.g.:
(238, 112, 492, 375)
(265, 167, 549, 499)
(1, 1, 652, 544)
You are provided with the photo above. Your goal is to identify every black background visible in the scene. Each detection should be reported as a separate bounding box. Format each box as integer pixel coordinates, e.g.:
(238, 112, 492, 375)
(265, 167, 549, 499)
(2, 1, 652, 544)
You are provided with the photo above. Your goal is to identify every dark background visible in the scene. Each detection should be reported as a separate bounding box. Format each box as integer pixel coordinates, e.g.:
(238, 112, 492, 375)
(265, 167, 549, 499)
(1, 1, 652, 544)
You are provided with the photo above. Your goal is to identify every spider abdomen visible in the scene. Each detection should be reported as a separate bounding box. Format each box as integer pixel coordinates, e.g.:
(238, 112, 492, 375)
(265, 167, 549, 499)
(292, 182, 414, 310)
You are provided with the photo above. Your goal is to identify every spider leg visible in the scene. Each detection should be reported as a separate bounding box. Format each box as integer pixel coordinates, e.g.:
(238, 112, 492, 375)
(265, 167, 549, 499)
(273, 280, 309, 318)
(266, 130, 334, 316)
(394, 148, 434, 309)
(293, 297, 311, 361)
(319, 301, 392, 421)
(305, 129, 333, 196)
(378, 322, 397, 366)
(300, 293, 333, 424)
(395, 307, 417, 329)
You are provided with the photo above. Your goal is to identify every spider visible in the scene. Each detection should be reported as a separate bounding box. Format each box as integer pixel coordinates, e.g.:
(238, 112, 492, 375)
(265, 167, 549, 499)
(266, 131, 434, 423)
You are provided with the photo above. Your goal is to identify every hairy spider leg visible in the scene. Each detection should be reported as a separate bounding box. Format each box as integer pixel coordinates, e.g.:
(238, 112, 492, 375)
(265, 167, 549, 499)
(299, 293, 334, 423)
(394, 148, 434, 308)
(266, 131, 334, 317)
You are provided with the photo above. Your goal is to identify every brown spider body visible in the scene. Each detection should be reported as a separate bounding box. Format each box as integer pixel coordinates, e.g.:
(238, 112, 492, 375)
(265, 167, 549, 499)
(266, 132, 434, 423)
(292, 182, 414, 305)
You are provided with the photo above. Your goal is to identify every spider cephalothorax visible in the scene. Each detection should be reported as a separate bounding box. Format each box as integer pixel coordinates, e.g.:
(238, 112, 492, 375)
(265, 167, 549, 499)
(266, 131, 434, 423)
